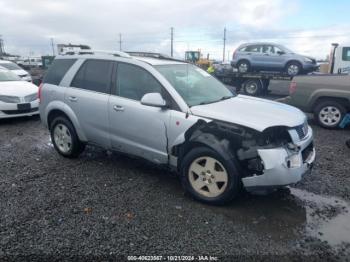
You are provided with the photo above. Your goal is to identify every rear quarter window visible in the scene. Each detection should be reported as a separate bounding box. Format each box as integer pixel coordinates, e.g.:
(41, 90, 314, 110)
(43, 59, 77, 85)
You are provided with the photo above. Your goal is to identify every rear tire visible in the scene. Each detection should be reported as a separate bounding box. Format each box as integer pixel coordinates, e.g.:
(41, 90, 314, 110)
(237, 60, 250, 73)
(50, 116, 85, 158)
(242, 79, 262, 96)
(180, 147, 241, 205)
(313, 100, 347, 129)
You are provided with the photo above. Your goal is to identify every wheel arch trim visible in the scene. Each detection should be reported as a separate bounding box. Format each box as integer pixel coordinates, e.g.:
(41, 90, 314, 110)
(45, 101, 87, 142)
(309, 90, 350, 111)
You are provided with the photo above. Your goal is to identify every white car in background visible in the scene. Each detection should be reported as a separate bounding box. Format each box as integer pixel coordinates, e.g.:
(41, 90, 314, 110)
(0, 60, 32, 82)
(0, 68, 39, 119)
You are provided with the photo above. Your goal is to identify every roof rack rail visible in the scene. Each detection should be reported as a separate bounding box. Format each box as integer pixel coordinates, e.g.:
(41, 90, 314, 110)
(61, 50, 131, 58)
(126, 52, 185, 63)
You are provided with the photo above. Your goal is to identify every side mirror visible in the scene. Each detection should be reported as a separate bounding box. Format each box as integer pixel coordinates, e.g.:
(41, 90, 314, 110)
(277, 51, 285, 55)
(140, 93, 167, 108)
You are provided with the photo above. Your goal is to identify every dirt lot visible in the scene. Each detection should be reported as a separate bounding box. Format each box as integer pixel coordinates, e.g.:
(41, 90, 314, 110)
(1, 111, 350, 261)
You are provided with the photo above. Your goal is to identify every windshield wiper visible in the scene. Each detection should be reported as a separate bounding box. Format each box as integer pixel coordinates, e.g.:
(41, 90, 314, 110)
(196, 96, 234, 106)
(218, 95, 234, 101)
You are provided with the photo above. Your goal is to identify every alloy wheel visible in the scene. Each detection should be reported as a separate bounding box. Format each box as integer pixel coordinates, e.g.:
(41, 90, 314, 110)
(238, 63, 248, 73)
(287, 64, 299, 76)
(53, 124, 73, 153)
(319, 106, 342, 127)
(188, 156, 228, 198)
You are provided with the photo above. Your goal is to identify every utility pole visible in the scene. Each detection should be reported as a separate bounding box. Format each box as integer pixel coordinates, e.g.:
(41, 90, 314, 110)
(50, 38, 55, 56)
(223, 27, 226, 62)
(119, 33, 122, 51)
(170, 27, 174, 57)
(0, 35, 4, 57)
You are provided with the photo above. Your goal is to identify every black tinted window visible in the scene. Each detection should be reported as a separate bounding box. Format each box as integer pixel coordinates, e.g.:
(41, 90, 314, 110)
(342, 47, 350, 61)
(43, 59, 76, 85)
(71, 60, 113, 93)
(116, 63, 162, 100)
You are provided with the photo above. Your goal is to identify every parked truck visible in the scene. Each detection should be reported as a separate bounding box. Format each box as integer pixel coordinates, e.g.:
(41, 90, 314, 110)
(286, 73, 350, 129)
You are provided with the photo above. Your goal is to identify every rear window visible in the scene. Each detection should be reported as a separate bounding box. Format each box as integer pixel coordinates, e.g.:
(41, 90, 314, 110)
(43, 59, 77, 85)
(71, 59, 113, 94)
(342, 47, 350, 61)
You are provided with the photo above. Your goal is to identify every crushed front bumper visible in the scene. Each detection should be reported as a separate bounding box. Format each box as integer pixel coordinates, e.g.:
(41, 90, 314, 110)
(242, 126, 315, 191)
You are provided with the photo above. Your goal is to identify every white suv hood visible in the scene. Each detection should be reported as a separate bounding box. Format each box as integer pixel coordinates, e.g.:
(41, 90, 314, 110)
(190, 95, 306, 132)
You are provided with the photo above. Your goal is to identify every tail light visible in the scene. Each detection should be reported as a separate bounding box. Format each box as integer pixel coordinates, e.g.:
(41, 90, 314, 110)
(289, 81, 297, 95)
(232, 50, 237, 59)
(38, 83, 43, 102)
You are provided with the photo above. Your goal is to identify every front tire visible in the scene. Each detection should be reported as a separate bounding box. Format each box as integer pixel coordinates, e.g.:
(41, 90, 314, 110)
(313, 100, 346, 129)
(50, 116, 85, 158)
(286, 61, 302, 76)
(180, 147, 241, 205)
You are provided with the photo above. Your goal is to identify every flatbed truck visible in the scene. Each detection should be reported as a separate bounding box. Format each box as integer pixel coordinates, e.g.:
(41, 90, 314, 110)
(214, 69, 293, 96)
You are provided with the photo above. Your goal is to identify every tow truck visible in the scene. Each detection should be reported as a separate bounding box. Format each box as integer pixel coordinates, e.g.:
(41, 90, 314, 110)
(214, 67, 293, 97)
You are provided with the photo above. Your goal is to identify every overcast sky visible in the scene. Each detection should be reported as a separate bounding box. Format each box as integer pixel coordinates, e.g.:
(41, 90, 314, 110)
(1, 0, 349, 60)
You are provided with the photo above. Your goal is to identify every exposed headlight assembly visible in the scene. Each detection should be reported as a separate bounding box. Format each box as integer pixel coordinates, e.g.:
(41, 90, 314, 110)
(286, 153, 302, 168)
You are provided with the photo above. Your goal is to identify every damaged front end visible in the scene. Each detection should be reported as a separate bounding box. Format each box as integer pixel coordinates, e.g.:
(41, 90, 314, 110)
(238, 124, 315, 191)
(172, 119, 315, 192)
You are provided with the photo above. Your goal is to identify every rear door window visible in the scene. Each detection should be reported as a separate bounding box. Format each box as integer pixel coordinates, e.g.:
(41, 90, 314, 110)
(71, 59, 113, 94)
(43, 59, 77, 85)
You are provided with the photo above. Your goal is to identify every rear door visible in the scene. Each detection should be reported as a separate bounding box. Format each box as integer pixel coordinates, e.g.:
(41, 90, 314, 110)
(108, 62, 171, 164)
(66, 59, 113, 148)
(245, 44, 264, 68)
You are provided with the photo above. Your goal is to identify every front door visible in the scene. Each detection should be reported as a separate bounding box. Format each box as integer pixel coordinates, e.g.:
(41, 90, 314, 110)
(261, 45, 286, 69)
(108, 62, 170, 164)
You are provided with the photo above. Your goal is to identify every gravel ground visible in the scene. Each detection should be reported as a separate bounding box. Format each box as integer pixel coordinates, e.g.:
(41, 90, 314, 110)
(0, 113, 350, 261)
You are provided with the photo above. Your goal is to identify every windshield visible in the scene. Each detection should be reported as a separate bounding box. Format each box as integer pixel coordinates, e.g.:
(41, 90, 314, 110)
(0, 70, 22, 81)
(0, 62, 22, 70)
(155, 64, 234, 107)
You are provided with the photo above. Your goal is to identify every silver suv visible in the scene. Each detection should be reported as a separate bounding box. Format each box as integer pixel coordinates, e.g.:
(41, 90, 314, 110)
(231, 42, 318, 76)
(39, 51, 315, 204)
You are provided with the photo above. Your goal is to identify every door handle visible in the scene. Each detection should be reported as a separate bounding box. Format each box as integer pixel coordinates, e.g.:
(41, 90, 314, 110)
(68, 96, 78, 102)
(113, 105, 124, 112)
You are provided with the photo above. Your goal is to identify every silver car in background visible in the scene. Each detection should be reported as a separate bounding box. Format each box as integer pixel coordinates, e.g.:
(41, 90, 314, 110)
(39, 52, 315, 205)
(231, 42, 318, 76)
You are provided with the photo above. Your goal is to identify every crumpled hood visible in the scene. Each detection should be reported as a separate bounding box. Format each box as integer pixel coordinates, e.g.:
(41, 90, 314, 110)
(0, 81, 38, 97)
(190, 95, 306, 132)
